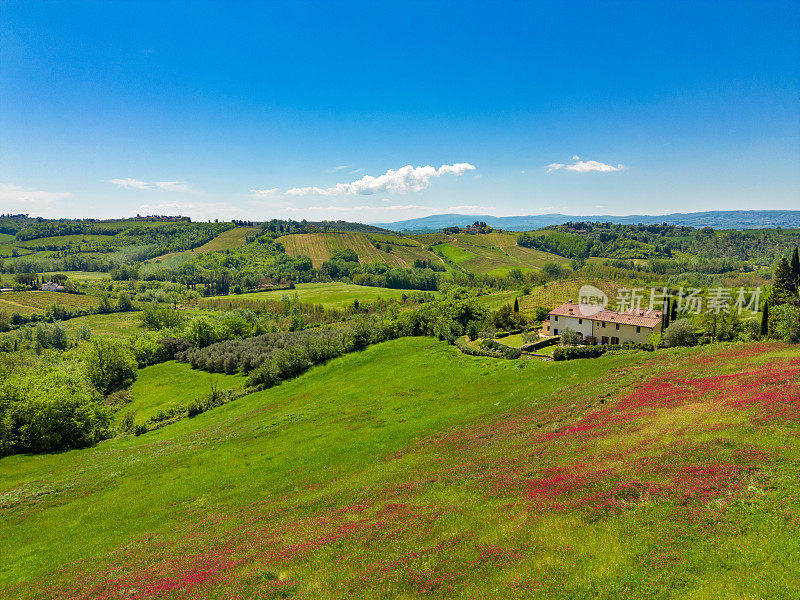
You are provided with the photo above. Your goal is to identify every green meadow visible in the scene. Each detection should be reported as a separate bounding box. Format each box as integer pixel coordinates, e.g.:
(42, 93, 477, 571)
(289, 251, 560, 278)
(1, 338, 799, 598)
(61, 311, 143, 337)
(124, 361, 246, 425)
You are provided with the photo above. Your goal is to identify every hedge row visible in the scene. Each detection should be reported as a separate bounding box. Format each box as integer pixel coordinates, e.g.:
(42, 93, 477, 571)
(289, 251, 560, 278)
(553, 342, 654, 361)
(478, 338, 522, 359)
(454, 337, 506, 358)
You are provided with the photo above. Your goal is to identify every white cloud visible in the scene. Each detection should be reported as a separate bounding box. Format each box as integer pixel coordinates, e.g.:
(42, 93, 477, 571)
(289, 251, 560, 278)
(107, 178, 197, 192)
(0, 183, 73, 215)
(107, 177, 152, 190)
(284, 163, 476, 196)
(572, 155, 580, 160)
(249, 188, 279, 198)
(276, 202, 436, 222)
(547, 159, 625, 173)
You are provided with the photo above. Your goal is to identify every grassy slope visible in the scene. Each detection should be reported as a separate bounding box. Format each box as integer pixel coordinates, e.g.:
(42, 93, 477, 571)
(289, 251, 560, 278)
(1, 339, 799, 598)
(124, 361, 246, 425)
(423, 232, 570, 275)
(452, 233, 569, 274)
(60, 312, 142, 337)
(207, 282, 415, 308)
(151, 227, 256, 262)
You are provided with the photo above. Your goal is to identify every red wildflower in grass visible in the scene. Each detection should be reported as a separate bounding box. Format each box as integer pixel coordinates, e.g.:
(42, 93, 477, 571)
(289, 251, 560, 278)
(15, 344, 799, 599)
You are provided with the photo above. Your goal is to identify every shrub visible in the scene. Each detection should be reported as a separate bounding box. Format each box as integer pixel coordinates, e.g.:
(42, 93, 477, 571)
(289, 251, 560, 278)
(130, 334, 169, 368)
(185, 315, 219, 348)
(84, 338, 138, 395)
(34, 321, 69, 350)
(479, 338, 522, 359)
(139, 304, 184, 330)
(117, 292, 133, 312)
(553, 342, 654, 361)
(769, 304, 800, 343)
(118, 409, 136, 434)
(0, 369, 112, 455)
(663, 318, 697, 347)
(158, 336, 191, 358)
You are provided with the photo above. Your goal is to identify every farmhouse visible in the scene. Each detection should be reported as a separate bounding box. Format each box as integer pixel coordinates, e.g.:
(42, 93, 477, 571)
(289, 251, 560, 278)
(548, 301, 662, 345)
(41, 281, 65, 292)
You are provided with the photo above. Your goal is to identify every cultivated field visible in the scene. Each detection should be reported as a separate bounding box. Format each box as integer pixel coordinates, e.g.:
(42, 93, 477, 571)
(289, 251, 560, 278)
(207, 282, 415, 308)
(278, 232, 440, 268)
(151, 227, 257, 262)
(0, 291, 100, 316)
(60, 312, 143, 337)
(1, 339, 798, 598)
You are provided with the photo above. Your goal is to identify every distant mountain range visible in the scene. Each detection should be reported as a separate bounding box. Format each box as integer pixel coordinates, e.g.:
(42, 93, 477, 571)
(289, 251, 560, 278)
(371, 210, 800, 232)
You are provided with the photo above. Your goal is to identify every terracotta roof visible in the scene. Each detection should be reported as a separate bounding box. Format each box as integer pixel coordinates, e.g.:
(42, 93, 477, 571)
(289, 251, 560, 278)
(548, 302, 662, 328)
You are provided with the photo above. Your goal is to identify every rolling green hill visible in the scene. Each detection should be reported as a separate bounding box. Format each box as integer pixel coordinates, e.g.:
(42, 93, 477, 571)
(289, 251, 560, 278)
(278, 231, 439, 268)
(1, 338, 798, 598)
(276, 230, 569, 275)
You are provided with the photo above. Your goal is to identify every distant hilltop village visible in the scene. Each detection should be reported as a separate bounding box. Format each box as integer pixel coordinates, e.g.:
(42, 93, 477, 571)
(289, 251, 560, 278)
(442, 221, 503, 235)
(132, 214, 191, 222)
(0, 213, 192, 223)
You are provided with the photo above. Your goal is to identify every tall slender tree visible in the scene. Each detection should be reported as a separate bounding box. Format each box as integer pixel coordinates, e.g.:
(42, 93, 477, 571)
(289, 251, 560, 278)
(772, 257, 798, 306)
(760, 301, 769, 337)
(790, 246, 800, 293)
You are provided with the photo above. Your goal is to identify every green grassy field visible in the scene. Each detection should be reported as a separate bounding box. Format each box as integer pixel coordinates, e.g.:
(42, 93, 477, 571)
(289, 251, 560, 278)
(45, 270, 110, 281)
(209, 282, 417, 307)
(437, 242, 477, 262)
(61, 311, 143, 337)
(17, 234, 115, 249)
(1, 339, 799, 598)
(124, 361, 246, 425)
(427, 232, 570, 275)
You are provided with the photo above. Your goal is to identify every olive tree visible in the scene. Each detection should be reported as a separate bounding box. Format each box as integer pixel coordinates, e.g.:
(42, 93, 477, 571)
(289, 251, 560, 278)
(560, 328, 580, 346)
(663, 318, 697, 347)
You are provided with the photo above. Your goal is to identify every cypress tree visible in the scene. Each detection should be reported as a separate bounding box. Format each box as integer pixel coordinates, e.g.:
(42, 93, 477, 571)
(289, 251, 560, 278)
(773, 257, 796, 305)
(761, 301, 769, 337)
(791, 246, 800, 293)
(513, 297, 519, 313)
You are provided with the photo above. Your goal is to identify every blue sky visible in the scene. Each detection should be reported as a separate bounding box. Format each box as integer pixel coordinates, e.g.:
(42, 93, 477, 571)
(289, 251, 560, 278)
(1, 0, 798, 222)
